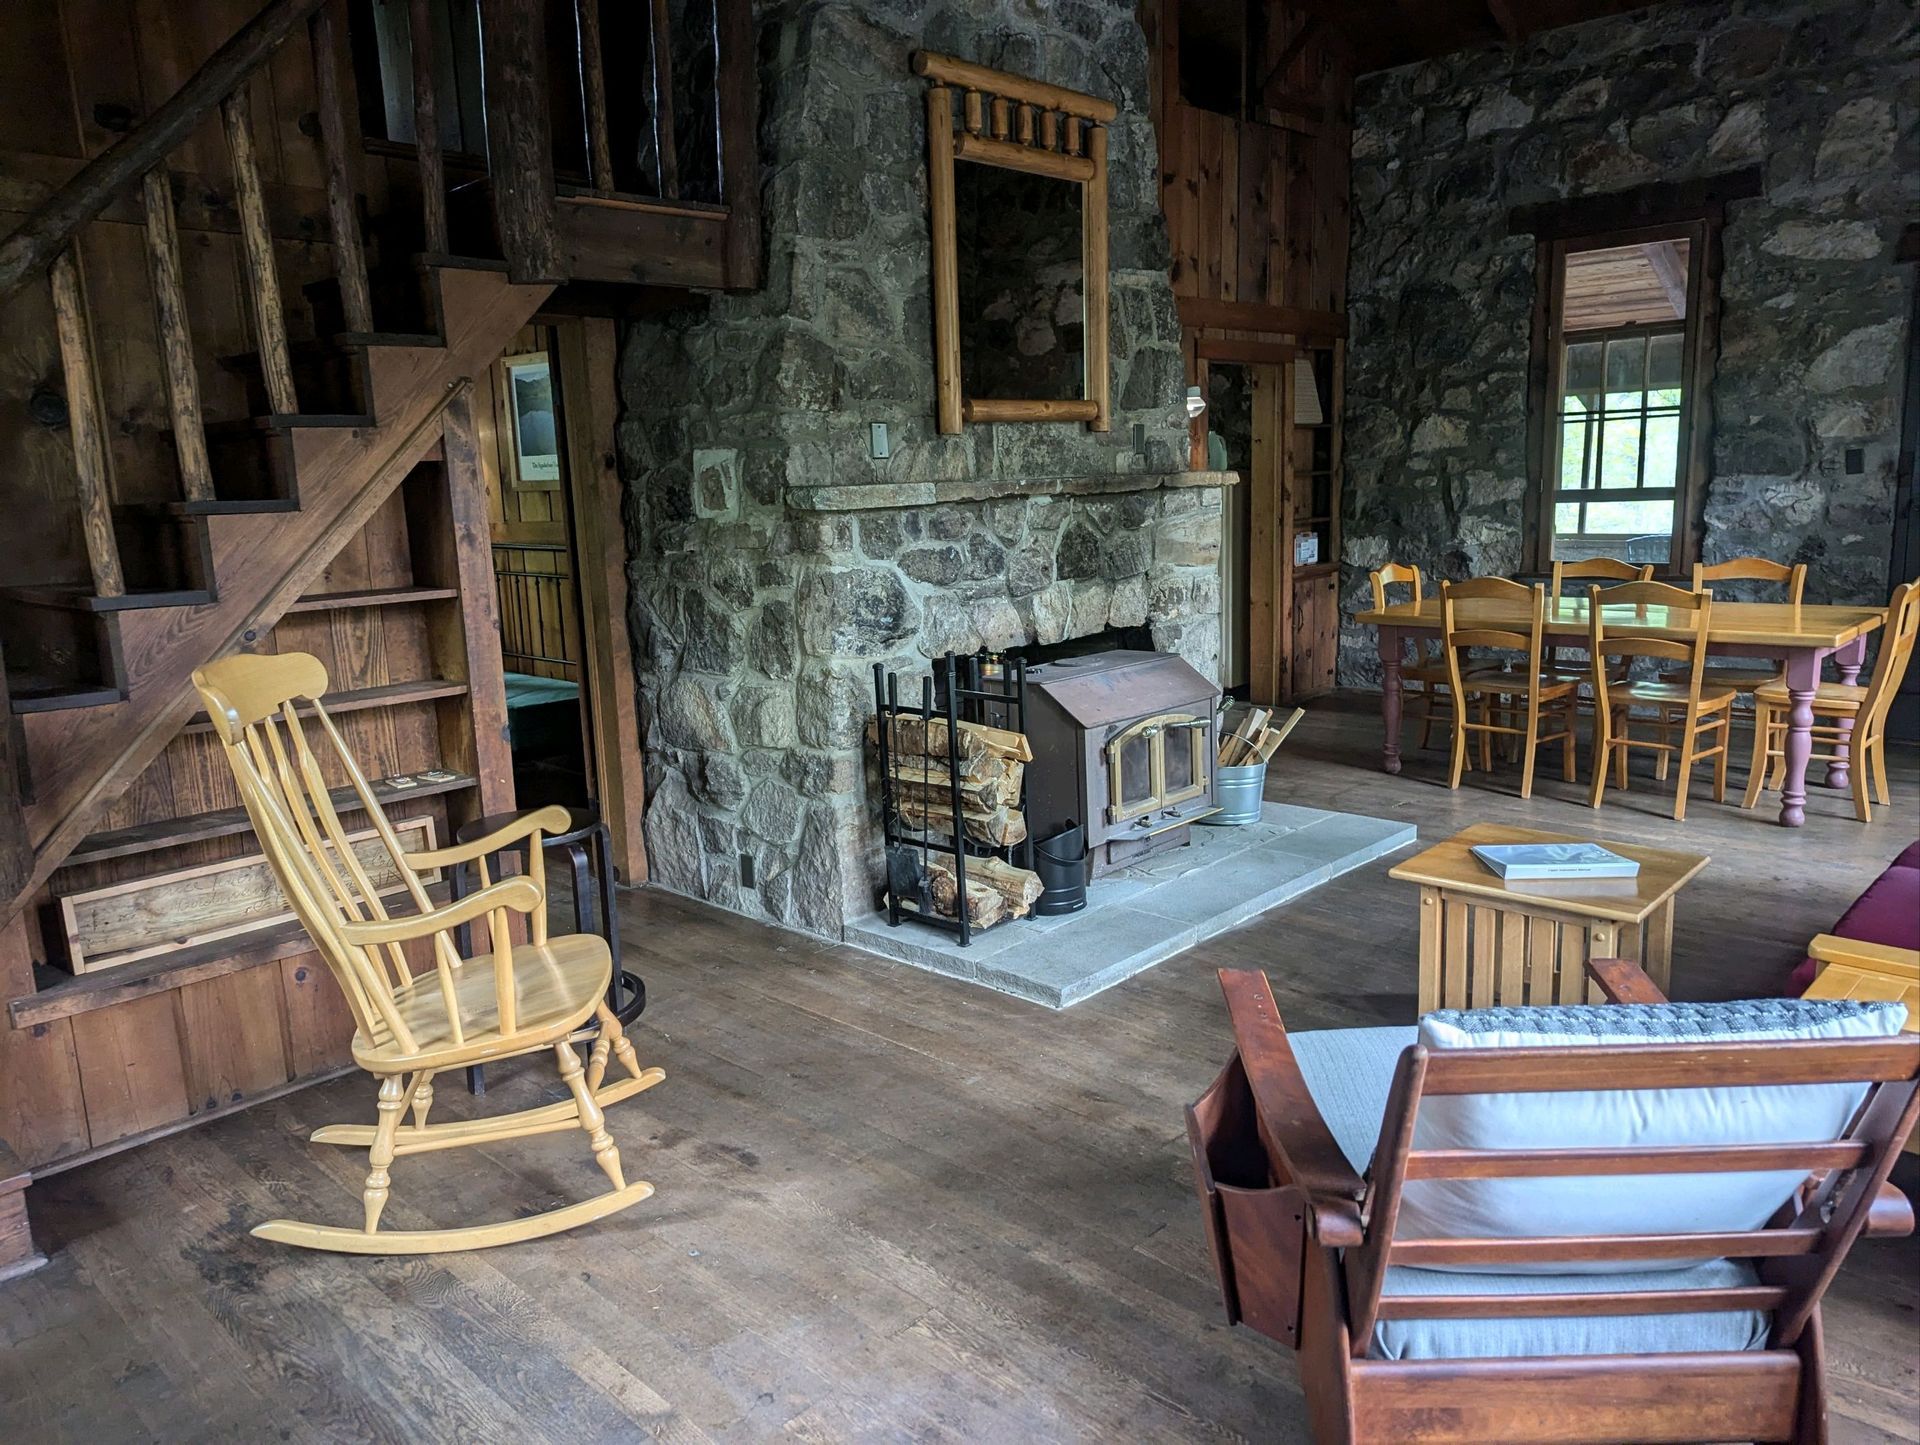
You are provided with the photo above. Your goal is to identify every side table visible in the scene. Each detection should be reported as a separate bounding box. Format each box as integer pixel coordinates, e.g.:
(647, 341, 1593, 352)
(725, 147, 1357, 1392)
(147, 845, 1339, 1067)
(448, 803, 646, 1094)
(1389, 823, 1709, 1013)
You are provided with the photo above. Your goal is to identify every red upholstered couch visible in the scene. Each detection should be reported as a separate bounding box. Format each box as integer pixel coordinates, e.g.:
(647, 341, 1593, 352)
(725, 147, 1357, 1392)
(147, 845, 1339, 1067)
(1789, 840, 1920, 995)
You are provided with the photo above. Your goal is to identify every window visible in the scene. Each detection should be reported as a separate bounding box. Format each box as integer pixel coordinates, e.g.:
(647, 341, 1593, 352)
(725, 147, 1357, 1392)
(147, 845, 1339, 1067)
(1537, 232, 1701, 571)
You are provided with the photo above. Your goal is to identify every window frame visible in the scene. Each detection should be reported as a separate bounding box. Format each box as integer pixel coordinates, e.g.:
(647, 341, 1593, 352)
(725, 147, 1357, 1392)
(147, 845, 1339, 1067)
(1520, 215, 1724, 578)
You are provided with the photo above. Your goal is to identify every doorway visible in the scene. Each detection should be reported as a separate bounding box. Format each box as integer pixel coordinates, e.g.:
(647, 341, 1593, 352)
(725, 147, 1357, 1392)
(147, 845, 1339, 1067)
(476, 324, 594, 808)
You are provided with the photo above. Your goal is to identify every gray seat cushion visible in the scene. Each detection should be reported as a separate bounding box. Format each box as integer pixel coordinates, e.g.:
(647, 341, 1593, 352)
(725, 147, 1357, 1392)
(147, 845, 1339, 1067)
(1287, 1026, 1770, 1361)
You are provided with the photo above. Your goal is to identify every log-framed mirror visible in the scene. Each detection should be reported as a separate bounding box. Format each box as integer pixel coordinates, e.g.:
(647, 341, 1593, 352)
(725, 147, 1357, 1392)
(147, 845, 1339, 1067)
(912, 51, 1114, 434)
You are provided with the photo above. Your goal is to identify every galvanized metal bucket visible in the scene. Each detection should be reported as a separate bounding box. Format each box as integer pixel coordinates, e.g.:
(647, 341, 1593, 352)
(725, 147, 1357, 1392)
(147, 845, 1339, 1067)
(1205, 762, 1268, 826)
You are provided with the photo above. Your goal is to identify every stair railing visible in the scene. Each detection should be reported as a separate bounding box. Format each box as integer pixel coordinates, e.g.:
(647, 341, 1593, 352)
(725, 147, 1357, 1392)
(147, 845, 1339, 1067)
(0, 0, 377, 603)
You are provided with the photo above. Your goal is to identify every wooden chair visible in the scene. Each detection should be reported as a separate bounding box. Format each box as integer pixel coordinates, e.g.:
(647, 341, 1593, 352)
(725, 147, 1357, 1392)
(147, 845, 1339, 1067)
(1587, 581, 1734, 822)
(190, 652, 662, 1253)
(1438, 577, 1577, 800)
(1188, 963, 1920, 1445)
(1546, 557, 1653, 686)
(1661, 557, 1809, 703)
(1744, 578, 1920, 823)
(1369, 562, 1458, 750)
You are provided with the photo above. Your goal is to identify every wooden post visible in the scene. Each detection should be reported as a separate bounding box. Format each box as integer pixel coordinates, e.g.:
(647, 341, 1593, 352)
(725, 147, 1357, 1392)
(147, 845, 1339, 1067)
(140, 169, 215, 504)
(407, 0, 447, 254)
(221, 86, 299, 414)
(926, 84, 962, 435)
(576, 0, 615, 197)
(964, 90, 983, 135)
(477, 0, 560, 281)
(48, 249, 125, 598)
(310, 0, 372, 334)
(646, 0, 680, 199)
(715, 0, 761, 288)
(990, 96, 1010, 140)
(0, 1140, 44, 1284)
(1083, 123, 1111, 432)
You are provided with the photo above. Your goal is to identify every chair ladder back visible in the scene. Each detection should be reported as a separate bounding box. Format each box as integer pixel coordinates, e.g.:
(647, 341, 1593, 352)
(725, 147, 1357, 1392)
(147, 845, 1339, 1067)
(1587, 581, 1710, 713)
(1551, 557, 1652, 600)
(1858, 578, 1920, 738)
(1694, 556, 1807, 605)
(1371, 563, 1438, 667)
(1440, 578, 1543, 699)
(1340, 1036, 1920, 1348)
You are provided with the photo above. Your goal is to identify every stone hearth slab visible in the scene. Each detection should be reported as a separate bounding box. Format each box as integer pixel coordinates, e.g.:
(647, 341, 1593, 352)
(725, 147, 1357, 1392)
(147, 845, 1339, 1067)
(843, 803, 1416, 1008)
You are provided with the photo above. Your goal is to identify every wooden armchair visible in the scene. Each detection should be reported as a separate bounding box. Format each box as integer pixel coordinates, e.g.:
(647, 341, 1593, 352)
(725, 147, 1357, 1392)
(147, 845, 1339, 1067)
(192, 652, 662, 1253)
(1188, 963, 1919, 1443)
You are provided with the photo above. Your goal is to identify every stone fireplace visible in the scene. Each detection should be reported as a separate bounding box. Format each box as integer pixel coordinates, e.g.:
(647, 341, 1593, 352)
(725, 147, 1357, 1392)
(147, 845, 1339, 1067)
(616, 0, 1229, 937)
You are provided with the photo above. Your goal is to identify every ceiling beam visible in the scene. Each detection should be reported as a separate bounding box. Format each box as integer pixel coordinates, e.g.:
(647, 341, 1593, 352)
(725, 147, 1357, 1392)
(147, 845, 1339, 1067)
(1641, 241, 1690, 318)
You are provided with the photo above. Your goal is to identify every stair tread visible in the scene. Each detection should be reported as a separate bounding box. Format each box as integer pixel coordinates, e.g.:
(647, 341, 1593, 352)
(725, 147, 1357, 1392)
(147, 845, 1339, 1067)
(9, 673, 124, 713)
(418, 252, 514, 274)
(0, 583, 212, 613)
(66, 770, 478, 866)
(118, 498, 299, 518)
(206, 413, 373, 434)
(217, 333, 444, 370)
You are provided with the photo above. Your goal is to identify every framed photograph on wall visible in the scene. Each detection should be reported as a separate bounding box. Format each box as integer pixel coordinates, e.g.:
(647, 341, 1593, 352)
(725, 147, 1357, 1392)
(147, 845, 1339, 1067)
(501, 351, 561, 488)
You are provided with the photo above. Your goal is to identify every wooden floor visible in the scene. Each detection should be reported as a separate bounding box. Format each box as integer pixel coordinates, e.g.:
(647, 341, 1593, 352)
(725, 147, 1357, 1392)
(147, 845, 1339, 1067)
(6, 696, 1919, 1443)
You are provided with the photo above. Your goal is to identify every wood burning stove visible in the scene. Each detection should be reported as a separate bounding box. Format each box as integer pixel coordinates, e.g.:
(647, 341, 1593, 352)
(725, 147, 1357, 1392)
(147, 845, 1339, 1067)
(1022, 650, 1221, 877)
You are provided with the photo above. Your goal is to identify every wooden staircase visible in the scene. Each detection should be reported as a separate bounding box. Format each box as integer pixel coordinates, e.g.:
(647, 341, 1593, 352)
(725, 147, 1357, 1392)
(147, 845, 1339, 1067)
(0, 0, 553, 924)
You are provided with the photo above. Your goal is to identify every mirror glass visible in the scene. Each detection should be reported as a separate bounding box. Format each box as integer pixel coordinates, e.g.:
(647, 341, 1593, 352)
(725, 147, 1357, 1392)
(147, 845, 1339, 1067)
(954, 161, 1084, 402)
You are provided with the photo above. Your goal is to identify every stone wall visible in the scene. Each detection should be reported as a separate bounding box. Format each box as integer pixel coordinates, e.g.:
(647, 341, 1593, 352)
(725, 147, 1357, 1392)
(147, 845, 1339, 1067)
(1338, 0, 1917, 684)
(616, 0, 1218, 935)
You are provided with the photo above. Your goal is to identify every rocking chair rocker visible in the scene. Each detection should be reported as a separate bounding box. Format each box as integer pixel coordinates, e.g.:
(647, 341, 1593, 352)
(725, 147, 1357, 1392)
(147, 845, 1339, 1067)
(192, 652, 662, 1253)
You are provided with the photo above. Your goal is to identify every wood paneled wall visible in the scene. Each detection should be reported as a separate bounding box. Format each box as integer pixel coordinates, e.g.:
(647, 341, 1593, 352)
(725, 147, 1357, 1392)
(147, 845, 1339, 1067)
(1143, 0, 1354, 321)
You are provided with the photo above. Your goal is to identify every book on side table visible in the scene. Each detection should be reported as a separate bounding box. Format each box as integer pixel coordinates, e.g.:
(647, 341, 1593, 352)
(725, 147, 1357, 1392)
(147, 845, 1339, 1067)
(1470, 841, 1641, 881)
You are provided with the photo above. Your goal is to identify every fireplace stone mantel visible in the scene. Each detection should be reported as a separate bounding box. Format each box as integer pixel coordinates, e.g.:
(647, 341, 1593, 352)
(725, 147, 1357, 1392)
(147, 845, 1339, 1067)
(787, 470, 1240, 513)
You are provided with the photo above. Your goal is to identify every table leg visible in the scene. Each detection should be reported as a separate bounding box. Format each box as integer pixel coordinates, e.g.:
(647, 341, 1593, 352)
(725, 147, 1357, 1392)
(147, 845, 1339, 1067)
(1824, 636, 1868, 789)
(1778, 648, 1823, 827)
(1380, 626, 1405, 775)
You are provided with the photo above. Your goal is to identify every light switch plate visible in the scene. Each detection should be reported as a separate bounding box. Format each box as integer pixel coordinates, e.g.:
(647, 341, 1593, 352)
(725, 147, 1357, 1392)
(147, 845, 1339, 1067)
(869, 422, 891, 459)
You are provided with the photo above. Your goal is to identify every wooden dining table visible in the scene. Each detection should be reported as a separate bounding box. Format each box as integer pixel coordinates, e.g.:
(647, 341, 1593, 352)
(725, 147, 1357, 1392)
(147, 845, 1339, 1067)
(1352, 595, 1888, 827)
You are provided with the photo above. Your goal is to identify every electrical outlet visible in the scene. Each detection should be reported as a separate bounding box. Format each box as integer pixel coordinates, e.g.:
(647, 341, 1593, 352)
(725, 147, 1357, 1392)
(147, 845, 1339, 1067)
(739, 852, 756, 887)
(869, 422, 891, 459)
(1131, 422, 1147, 451)
(1844, 447, 1864, 475)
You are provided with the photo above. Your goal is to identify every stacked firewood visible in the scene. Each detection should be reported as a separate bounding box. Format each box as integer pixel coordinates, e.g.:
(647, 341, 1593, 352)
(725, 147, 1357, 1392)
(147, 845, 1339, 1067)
(869, 715, 1033, 847)
(869, 715, 1044, 927)
(1216, 704, 1306, 768)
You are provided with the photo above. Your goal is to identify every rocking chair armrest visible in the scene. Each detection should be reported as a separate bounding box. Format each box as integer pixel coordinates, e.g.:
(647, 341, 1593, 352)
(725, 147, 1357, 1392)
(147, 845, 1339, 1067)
(1217, 970, 1368, 1244)
(337, 876, 542, 946)
(405, 805, 575, 869)
(1585, 955, 1669, 1005)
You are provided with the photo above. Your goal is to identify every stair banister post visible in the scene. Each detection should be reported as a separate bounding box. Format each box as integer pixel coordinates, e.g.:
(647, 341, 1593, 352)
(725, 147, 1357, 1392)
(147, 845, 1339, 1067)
(47, 249, 126, 599)
(309, 0, 374, 335)
(220, 84, 300, 415)
(140, 168, 216, 504)
(476, 0, 561, 282)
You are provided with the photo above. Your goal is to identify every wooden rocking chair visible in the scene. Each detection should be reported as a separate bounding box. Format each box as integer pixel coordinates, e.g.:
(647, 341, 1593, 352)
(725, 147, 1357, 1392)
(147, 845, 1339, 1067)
(1188, 963, 1919, 1443)
(191, 652, 661, 1253)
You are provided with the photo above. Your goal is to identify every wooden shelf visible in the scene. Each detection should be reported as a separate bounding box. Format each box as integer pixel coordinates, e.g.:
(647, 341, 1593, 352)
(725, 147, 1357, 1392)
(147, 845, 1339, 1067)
(180, 678, 470, 734)
(65, 772, 477, 867)
(12, 882, 453, 1028)
(285, 586, 460, 613)
(1293, 562, 1340, 580)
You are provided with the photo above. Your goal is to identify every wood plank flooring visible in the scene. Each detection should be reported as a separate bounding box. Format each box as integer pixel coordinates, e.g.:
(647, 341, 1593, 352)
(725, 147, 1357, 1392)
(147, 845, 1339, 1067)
(6, 695, 1919, 1443)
